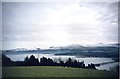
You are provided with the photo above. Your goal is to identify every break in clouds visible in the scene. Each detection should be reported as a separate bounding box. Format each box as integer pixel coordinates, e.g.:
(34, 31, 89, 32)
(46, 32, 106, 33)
(2, 2, 118, 49)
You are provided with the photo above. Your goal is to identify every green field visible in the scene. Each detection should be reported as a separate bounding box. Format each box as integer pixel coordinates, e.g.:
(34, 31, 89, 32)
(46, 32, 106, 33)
(2, 66, 118, 77)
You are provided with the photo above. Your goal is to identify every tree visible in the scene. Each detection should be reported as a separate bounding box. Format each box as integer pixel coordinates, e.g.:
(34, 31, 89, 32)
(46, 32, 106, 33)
(65, 58, 72, 67)
(87, 63, 96, 69)
(2, 54, 14, 66)
(60, 60, 64, 66)
(28, 55, 39, 66)
(72, 60, 78, 67)
(40, 57, 48, 66)
(24, 56, 29, 61)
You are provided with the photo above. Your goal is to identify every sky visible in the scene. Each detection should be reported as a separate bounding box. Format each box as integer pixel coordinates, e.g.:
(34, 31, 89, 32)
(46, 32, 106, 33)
(2, 2, 118, 49)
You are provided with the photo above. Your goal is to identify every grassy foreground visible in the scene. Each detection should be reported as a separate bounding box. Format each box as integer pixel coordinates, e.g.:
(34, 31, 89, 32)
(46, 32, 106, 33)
(2, 66, 118, 77)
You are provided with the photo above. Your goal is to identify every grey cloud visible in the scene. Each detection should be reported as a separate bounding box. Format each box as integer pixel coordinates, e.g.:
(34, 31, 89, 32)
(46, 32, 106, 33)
(2, 2, 118, 49)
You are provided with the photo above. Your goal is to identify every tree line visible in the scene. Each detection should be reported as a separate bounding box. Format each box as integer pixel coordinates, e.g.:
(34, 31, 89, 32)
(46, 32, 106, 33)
(2, 54, 96, 69)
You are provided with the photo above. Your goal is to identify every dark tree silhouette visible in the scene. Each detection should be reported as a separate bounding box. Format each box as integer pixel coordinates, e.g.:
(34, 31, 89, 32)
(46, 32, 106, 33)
(2, 54, 14, 66)
(65, 58, 72, 67)
(60, 61, 64, 66)
(24, 56, 29, 61)
(29, 55, 39, 66)
(2, 54, 96, 69)
(87, 63, 96, 69)
(24, 56, 29, 66)
(72, 60, 78, 67)
(40, 57, 48, 66)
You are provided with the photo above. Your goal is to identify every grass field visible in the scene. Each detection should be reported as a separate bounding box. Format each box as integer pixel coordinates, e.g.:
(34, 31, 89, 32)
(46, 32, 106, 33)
(2, 66, 118, 77)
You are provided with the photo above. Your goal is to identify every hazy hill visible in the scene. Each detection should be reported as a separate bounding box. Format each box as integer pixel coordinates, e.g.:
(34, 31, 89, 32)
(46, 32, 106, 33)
(2, 43, 119, 61)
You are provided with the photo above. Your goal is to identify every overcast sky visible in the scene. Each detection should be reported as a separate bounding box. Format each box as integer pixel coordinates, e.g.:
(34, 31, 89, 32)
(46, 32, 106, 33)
(2, 2, 118, 49)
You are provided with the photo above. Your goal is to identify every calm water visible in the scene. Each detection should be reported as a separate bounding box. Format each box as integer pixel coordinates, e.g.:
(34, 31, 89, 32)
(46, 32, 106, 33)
(5, 53, 118, 71)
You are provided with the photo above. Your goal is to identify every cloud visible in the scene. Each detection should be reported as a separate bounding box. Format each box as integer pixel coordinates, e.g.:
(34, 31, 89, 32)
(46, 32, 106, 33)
(2, 2, 118, 49)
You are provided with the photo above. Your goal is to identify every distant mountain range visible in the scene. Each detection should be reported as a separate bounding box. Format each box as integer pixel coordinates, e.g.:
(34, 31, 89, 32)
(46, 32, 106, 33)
(2, 43, 119, 61)
(49, 43, 119, 49)
(3, 43, 119, 51)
